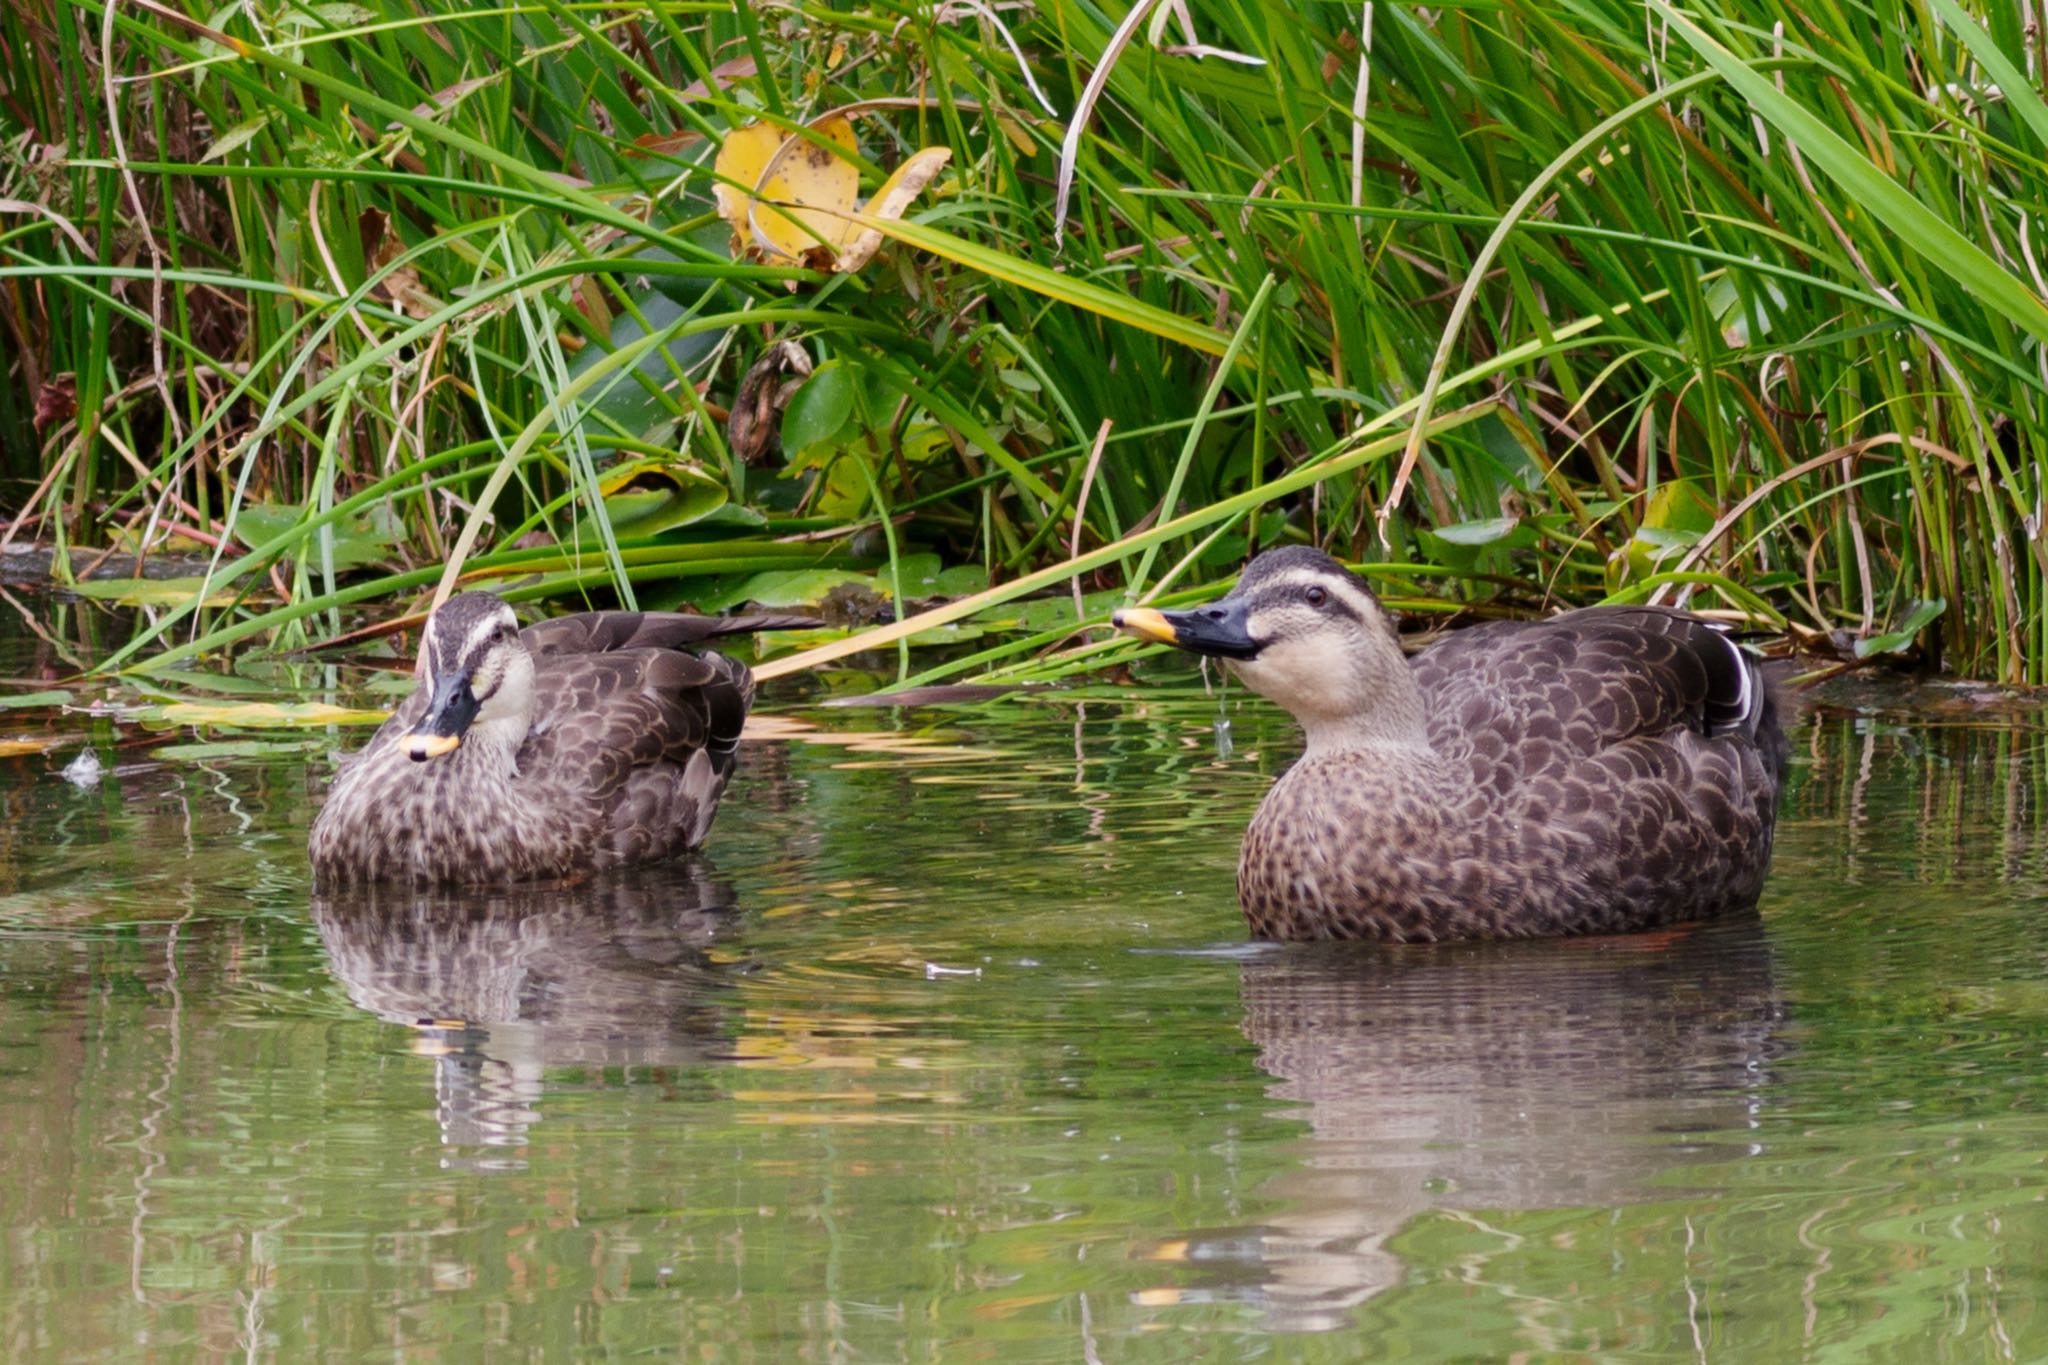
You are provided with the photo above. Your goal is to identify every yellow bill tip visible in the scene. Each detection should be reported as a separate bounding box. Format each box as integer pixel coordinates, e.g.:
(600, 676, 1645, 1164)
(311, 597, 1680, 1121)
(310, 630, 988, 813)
(1112, 606, 1179, 646)
(405, 732, 461, 761)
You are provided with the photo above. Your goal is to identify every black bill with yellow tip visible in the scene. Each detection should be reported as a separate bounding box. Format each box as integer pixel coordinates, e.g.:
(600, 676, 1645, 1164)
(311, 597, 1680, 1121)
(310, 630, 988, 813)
(404, 669, 479, 762)
(1111, 600, 1261, 660)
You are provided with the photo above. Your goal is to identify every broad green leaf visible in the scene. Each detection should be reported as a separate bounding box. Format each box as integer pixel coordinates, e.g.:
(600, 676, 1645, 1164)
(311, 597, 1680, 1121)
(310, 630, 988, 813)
(975, 588, 1124, 633)
(1856, 599, 1947, 658)
(906, 621, 988, 647)
(782, 363, 859, 454)
(1633, 526, 1704, 549)
(934, 565, 989, 596)
(1607, 481, 1717, 588)
(1432, 516, 1520, 546)
(565, 285, 733, 446)
(1472, 414, 1546, 492)
(1642, 481, 1718, 533)
(892, 552, 944, 591)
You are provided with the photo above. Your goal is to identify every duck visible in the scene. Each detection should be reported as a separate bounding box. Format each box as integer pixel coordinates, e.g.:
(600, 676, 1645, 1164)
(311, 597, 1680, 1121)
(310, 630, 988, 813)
(309, 591, 812, 885)
(1112, 546, 1788, 942)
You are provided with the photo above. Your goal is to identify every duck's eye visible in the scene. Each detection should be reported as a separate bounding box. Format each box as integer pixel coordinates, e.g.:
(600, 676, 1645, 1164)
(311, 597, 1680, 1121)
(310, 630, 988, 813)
(1305, 585, 1329, 608)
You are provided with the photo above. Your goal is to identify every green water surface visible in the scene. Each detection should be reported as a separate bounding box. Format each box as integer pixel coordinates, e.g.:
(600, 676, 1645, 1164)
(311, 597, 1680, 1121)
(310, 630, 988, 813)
(2, 623, 2046, 1360)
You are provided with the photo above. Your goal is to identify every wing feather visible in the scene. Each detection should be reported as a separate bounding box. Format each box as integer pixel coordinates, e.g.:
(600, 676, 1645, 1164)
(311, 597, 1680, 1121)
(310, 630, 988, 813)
(1412, 605, 1784, 801)
(522, 610, 816, 658)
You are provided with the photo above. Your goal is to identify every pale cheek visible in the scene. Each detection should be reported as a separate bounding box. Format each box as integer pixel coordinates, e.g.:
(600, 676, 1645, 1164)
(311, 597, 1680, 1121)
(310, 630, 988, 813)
(478, 660, 535, 724)
(1235, 641, 1366, 716)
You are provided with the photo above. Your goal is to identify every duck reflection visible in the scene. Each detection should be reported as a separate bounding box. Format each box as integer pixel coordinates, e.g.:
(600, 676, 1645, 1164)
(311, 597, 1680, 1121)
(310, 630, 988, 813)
(1138, 915, 1783, 1331)
(311, 862, 742, 1166)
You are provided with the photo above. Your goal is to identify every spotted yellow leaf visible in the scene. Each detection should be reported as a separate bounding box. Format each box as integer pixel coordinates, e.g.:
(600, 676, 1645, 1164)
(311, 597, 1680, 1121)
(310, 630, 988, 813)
(834, 147, 953, 273)
(713, 121, 786, 239)
(749, 114, 860, 260)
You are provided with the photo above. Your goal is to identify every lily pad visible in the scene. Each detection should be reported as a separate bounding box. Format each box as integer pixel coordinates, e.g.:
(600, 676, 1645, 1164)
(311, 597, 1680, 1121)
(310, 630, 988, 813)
(234, 501, 399, 570)
(975, 588, 1124, 633)
(731, 568, 875, 609)
(934, 564, 989, 596)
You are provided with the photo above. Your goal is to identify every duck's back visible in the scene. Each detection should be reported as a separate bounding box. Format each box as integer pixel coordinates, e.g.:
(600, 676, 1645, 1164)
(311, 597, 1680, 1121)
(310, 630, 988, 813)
(1412, 606, 1786, 931)
(1414, 606, 1785, 783)
(520, 638, 753, 868)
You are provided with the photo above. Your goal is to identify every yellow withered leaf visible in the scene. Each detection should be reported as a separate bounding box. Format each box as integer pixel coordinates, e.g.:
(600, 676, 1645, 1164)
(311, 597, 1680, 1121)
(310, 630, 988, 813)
(713, 121, 786, 239)
(833, 147, 953, 273)
(156, 700, 391, 729)
(749, 114, 860, 260)
(995, 115, 1038, 157)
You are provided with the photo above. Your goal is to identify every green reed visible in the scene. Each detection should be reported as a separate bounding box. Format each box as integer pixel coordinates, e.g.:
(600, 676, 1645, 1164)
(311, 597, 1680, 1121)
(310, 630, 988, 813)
(1, 0, 2044, 681)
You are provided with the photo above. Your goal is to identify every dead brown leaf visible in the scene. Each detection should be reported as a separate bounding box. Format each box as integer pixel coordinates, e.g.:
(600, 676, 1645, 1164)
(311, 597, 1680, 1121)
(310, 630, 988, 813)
(357, 206, 441, 320)
(33, 375, 75, 432)
(728, 341, 814, 465)
(834, 147, 952, 273)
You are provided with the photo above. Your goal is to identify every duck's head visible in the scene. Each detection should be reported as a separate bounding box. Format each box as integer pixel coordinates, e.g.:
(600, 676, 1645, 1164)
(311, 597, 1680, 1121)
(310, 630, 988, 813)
(404, 592, 536, 762)
(1114, 547, 1420, 741)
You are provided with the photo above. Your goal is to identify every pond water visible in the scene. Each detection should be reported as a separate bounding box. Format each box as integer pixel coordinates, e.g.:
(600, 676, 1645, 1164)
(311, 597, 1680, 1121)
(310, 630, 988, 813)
(2, 611, 2047, 1360)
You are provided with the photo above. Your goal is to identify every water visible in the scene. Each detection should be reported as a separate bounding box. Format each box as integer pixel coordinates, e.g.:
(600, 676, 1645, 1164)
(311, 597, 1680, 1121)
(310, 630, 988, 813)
(2, 618, 2047, 1360)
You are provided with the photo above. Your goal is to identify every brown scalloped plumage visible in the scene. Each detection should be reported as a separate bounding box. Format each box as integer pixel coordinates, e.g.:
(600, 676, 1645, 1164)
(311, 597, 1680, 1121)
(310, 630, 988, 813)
(1123, 547, 1789, 942)
(309, 593, 812, 885)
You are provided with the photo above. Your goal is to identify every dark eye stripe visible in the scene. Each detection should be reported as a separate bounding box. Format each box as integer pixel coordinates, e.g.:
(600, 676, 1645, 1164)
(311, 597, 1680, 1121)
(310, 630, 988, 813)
(1250, 581, 1365, 622)
(1320, 592, 1365, 623)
